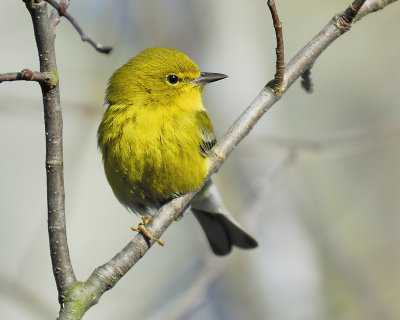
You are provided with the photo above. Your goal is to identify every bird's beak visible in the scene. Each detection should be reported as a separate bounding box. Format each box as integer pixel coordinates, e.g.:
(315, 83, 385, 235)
(190, 72, 228, 85)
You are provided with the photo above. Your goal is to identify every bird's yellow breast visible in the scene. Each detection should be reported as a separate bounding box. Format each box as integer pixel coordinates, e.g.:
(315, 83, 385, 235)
(98, 92, 210, 211)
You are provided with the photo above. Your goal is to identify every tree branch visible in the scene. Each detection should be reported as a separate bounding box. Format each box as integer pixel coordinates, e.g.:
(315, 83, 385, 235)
(56, 0, 398, 318)
(23, 0, 75, 305)
(57, 193, 196, 319)
(44, 0, 112, 54)
(356, 0, 397, 19)
(0, 69, 57, 86)
(266, 0, 285, 95)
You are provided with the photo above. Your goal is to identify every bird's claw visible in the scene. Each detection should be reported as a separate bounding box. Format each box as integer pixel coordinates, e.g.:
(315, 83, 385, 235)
(131, 216, 164, 246)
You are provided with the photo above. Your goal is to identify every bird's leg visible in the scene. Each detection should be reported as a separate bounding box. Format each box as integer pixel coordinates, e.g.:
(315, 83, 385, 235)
(131, 216, 164, 246)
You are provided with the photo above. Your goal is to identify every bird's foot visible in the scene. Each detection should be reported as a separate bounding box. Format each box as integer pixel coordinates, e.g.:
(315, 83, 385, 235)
(131, 216, 164, 246)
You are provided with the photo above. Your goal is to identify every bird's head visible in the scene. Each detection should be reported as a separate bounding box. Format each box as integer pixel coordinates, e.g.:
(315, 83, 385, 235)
(105, 47, 227, 107)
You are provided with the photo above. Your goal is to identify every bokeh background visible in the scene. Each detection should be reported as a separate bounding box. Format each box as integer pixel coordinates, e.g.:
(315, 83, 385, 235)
(1, 1, 400, 319)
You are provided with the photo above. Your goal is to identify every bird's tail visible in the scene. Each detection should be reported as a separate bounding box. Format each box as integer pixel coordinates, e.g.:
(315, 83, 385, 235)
(191, 180, 258, 256)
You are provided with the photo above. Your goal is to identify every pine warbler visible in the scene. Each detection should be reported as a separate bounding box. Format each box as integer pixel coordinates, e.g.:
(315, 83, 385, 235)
(98, 47, 257, 255)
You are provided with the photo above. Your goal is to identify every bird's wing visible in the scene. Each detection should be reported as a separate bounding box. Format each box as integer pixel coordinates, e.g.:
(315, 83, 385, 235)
(196, 110, 216, 156)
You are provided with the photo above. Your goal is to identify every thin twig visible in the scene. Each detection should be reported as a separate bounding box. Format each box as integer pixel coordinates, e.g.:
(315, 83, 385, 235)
(266, 0, 285, 95)
(300, 69, 313, 93)
(57, 0, 398, 318)
(23, 0, 76, 305)
(44, 0, 112, 54)
(0, 69, 57, 86)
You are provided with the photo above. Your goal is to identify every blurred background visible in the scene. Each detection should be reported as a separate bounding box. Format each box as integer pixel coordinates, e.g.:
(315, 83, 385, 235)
(1, 1, 400, 319)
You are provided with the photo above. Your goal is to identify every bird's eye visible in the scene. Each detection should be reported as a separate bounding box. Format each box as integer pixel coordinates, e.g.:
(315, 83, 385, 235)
(166, 75, 179, 85)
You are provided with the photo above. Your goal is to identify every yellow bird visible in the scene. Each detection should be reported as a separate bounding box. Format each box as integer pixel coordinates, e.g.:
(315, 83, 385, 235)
(98, 47, 257, 255)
